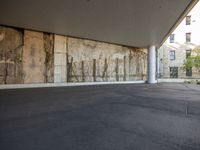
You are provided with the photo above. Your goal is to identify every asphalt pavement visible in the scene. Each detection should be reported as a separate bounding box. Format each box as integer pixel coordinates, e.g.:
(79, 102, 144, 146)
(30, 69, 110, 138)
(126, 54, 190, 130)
(0, 83, 200, 150)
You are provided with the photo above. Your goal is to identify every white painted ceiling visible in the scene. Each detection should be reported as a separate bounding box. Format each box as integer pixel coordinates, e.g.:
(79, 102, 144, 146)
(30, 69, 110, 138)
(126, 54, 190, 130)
(0, 0, 198, 48)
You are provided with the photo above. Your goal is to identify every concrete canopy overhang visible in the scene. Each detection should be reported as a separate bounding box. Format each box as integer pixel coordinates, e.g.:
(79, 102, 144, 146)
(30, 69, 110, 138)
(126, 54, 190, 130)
(0, 0, 198, 48)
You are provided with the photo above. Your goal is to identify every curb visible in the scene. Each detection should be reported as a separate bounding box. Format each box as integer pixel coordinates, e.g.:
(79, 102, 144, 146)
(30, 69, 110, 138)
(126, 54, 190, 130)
(0, 81, 146, 90)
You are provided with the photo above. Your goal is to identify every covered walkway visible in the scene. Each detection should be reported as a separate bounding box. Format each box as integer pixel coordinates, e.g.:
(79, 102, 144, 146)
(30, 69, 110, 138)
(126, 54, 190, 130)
(0, 83, 200, 150)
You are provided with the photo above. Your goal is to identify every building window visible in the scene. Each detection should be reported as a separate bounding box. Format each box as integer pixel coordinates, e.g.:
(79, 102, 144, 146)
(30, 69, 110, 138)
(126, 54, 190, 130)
(169, 34, 175, 43)
(186, 15, 191, 25)
(186, 50, 191, 58)
(169, 50, 175, 60)
(170, 67, 178, 78)
(186, 68, 192, 77)
(186, 33, 191, 43)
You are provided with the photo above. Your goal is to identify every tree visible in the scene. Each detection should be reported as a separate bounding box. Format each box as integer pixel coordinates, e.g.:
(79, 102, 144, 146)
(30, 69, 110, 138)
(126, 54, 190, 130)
(183, 47, 200, 74)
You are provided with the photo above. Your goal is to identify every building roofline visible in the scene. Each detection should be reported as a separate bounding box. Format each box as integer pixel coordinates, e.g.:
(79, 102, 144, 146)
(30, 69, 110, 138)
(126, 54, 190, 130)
(159, 0, 199, 49)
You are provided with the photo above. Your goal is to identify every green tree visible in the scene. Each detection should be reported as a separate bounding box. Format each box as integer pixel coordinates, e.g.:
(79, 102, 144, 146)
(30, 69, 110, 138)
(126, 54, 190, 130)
(183, 47, 200, 74)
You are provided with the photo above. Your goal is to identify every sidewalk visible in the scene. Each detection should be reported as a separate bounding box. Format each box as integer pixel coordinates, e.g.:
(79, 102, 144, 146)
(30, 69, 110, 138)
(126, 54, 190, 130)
(0, 80, 145, 90)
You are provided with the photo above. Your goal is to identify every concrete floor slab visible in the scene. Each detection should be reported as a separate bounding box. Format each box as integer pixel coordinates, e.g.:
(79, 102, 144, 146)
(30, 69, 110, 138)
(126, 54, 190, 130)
(0, 83, 200, 150)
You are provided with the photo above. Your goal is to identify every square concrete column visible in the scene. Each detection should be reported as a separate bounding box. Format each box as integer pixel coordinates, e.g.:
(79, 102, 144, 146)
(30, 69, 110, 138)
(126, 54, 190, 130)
(148, 45, 157, 83)
(54, 35, 67, 83)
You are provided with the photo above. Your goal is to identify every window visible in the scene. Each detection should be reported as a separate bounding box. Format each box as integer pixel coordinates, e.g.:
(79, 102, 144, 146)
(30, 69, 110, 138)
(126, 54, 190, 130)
(186, 15, 191, 25)
(186, 68, 192, 77)
(170, 67, 178, 78)
(169, 34, 175, 43)
(169, 50, 175, 60)
(186, 50, 191, 58)
(186, 33, 191, 43)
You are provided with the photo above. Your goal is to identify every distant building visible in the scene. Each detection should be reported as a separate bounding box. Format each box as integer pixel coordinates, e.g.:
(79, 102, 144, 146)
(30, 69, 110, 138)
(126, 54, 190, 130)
(158, 2, 200, 79)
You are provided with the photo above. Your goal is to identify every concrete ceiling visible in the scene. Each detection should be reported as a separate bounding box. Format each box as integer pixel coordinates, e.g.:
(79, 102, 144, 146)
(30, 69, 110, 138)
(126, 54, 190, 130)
(0, 0, 198, 48)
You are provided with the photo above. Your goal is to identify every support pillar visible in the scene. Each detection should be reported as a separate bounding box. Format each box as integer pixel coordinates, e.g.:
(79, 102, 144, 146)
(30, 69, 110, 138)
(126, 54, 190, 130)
(148, 45, 157, 83)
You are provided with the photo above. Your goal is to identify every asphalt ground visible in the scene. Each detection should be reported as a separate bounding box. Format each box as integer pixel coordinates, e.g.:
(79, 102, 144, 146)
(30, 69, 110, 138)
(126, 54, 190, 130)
(0, 83, 200, 150)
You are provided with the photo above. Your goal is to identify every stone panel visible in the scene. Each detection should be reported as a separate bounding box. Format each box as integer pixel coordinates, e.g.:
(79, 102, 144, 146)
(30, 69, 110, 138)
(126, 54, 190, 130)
(54, 35, 67, 83)
(23, 30, 45, 83)
(54, 53, 66, 66)
(54, 35, 67, 53)
(0, 26, 23, 84)
(43, 33, 54, 83)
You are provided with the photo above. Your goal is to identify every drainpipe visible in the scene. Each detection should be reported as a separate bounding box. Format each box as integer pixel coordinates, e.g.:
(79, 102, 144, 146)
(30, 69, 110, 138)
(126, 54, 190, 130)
(156, 49, 160, 79)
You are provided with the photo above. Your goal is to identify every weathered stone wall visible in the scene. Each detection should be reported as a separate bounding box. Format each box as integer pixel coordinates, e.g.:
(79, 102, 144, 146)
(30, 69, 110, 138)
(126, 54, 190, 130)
(160, 45, 186, 78)
(43, 33, 54, 83)
(0, 25, 147, 84)
(54, 35, 67, 83)
(67, 38, 147, 82)
(23, 31, 46, 83)
(0, 26, 54, 84)
(0, 26, 24, 84)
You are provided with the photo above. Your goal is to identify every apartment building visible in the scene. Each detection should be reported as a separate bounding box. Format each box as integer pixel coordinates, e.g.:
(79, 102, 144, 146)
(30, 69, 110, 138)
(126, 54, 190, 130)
(158, 1, 200, 79)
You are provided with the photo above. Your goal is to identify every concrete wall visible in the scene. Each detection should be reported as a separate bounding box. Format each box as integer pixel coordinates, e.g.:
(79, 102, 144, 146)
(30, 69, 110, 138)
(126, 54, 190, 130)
(0, 26, 23, 84)
(23, 31, 45, 83)
(54, 35, 67, 83)
(0, 25, 147, 84)
(43, 33, 54, 83)
(0, 26, 54, 84)
(67, 38, 147, 82)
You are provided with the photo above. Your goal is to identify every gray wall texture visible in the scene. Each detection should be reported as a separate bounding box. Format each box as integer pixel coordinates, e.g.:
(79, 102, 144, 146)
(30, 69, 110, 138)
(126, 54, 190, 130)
(0, 26, 147, 84)
(159, 44, 200, 79)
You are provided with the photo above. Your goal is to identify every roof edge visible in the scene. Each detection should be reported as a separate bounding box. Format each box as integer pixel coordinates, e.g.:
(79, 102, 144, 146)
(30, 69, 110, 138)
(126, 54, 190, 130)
(158, 0, 199, 49)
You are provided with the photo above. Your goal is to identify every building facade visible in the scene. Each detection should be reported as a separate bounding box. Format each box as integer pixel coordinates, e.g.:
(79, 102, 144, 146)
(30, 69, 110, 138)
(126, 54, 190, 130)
(158, 2, 200, 79)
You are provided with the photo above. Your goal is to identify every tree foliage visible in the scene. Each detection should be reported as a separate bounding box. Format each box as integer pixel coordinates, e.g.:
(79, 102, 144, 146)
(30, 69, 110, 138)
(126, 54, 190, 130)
(183, 47, 200, 72)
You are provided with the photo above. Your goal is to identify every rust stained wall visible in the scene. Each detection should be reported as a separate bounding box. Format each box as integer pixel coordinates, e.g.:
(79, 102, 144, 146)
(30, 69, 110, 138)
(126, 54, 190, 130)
(0, 26, 23, 84)
(43, 33, 54, 83)
(67, 38, 147, 82)
(23, 31, 46, 83)
(0, 25, 147, 84)
(23, 31, 54, 83)
(0, 26, 54, 84)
